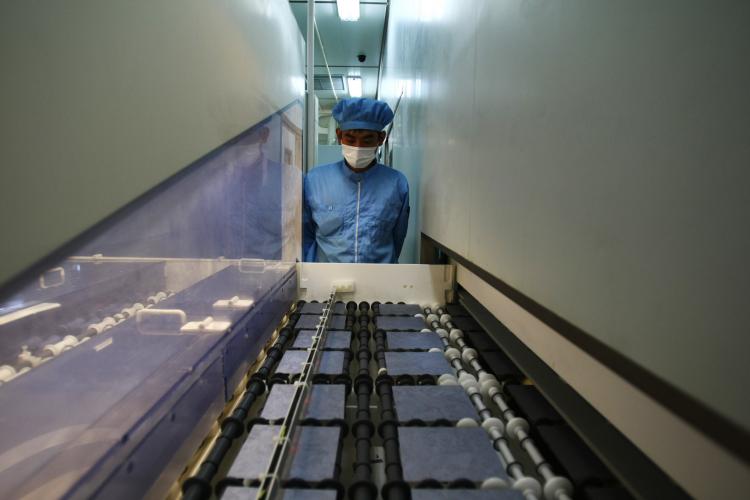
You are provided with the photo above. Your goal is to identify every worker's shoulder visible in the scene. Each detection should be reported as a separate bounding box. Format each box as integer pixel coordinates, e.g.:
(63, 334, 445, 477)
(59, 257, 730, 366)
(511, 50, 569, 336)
(307, 161, 341, 179)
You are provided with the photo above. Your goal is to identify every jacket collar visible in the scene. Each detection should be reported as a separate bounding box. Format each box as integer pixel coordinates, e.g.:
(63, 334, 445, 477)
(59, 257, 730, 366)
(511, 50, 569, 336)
(338, 160, 381, 183)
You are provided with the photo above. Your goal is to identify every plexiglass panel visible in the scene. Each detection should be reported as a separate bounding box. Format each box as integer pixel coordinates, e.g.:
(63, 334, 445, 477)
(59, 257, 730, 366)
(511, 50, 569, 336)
(0, 103, 302, 498)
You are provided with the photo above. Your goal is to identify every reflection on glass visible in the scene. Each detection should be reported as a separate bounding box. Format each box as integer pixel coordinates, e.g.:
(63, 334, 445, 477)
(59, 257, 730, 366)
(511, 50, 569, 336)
(0, 103, 302, 498)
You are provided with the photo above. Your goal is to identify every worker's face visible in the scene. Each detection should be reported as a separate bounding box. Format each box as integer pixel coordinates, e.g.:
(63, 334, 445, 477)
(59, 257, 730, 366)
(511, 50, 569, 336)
(336, 129, 386, 148)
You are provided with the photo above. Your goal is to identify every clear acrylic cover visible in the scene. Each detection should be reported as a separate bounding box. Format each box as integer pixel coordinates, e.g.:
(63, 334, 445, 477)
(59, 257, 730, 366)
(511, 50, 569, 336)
(0, 104, 302, 498)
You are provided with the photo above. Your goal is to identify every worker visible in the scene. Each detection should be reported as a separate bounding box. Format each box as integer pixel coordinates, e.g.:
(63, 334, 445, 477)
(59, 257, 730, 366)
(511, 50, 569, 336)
(303, 98, 410, 263)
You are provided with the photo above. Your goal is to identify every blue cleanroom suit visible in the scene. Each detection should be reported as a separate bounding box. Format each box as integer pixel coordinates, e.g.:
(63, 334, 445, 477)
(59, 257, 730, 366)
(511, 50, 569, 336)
(303, 161, 410, 263)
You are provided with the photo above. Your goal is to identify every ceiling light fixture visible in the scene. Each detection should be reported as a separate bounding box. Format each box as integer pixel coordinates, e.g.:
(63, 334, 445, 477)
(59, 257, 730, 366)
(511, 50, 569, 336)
(347, 76, 363, 97)
(336, 0, 360, 22)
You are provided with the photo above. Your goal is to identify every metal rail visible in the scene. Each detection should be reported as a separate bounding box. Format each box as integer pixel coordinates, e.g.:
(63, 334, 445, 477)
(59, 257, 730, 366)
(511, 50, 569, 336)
(255, 286, 337, 499)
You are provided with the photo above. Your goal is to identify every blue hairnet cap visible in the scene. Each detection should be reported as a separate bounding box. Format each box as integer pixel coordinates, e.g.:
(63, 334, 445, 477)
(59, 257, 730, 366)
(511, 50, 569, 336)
(333, 98, 394, 131)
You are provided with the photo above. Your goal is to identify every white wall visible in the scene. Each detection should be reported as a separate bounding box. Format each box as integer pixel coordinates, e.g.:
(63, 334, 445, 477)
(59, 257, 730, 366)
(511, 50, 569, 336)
(381, 0, 750, 432)
(0, 0, 305, 287)
(317, 144, 344, 166)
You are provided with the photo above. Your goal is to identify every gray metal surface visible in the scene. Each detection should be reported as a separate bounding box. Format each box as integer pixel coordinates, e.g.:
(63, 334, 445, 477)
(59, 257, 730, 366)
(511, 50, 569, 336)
(463, 331, 502, 351)
(261, 384, 346, 422)
(222, 486, 338, 500)
(450, 316, 482, 332)
(384, 352, 451, 376)
(378, 303, 422, 316)
(227, 425, 340, 482)
(386, 331, 442, 350)
(295, 315, 349, 331)
(411, 490, 524, 500)
(276, 350, 346, 375)
(293, 330, 352, 350)
(299, 302, 347, 315)
(398, 427, 507, 482)
(393, 386, 478, 422)
(375, 316, 425, 331)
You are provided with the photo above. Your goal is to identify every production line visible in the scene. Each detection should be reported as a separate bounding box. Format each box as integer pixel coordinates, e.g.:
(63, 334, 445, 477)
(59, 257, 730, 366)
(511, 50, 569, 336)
(178, 293, 630, 500)
(0, 259, 728, 500)
(0, 252, 694, 500)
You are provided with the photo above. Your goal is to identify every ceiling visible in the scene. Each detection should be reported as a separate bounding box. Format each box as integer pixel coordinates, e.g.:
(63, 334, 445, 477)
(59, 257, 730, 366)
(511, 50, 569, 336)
(289, 1, 388, 106)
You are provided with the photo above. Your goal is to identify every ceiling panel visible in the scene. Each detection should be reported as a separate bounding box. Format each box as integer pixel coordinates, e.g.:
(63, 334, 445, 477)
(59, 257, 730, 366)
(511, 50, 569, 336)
(290, 1, 386, 70)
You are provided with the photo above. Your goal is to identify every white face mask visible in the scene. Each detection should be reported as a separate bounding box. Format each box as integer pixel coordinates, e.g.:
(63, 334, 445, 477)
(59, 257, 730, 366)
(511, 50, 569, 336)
(342, 145, 378, 169)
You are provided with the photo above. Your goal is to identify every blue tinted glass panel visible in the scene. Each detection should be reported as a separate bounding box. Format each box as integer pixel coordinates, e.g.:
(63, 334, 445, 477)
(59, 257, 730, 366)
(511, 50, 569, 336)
(0, 103, 302, 498)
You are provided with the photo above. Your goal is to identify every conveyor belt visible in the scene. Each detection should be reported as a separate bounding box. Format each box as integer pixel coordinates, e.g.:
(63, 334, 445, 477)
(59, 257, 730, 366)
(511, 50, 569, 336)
(180, 300, 632, 500)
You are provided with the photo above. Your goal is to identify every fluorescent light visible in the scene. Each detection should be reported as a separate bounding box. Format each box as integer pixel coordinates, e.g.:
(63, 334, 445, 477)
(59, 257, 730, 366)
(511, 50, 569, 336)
(347, 76, 362, 97)
(337, 0, 360, 22)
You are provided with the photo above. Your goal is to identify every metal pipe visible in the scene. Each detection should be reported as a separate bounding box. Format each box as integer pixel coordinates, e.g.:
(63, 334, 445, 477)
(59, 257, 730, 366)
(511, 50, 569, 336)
(305, 0, 316, 172)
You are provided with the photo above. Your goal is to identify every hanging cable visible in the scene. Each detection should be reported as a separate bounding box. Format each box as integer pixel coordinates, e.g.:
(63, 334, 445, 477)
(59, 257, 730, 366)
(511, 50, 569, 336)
(314, 18, 339, 102)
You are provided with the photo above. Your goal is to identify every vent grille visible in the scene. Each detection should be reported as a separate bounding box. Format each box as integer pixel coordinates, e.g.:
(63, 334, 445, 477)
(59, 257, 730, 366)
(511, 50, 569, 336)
(314, 75, 345, 91)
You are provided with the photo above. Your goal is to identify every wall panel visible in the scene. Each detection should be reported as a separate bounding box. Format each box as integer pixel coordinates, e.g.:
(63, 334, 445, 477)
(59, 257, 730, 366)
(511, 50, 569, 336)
(381, 0, 750, 433)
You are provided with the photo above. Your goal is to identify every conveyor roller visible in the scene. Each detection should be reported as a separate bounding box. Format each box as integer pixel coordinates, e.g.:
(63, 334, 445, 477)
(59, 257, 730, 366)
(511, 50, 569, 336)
(178, 299, 631, 500)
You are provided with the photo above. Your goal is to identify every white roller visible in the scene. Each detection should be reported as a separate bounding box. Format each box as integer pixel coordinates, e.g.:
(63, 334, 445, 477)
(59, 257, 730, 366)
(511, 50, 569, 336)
(444, 347, 461, 362)
(481, 477, 509, 490)
(481, 417, 505, 436)
(456, 417, 479, 428)
(506, 417, 530, 440)
(18, 347, 42, 368)
(544, 476, 574, 500)
(513, 476, 542, 498)
(484, 381, 502, 400)
(449, 329, 464, 342)
(437, 374, 459, 386)
(43, 335, 78, 357)
(122, 303, 145, 318)
(464, 384, 481, 398)
(100, 317, 116, 331)
(458, 372, 477, 387)
(0, 365, 17, 383)
(87, 319, 111, 336)
(461, 347, 478, 365)
(86, 323, 104, 336)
